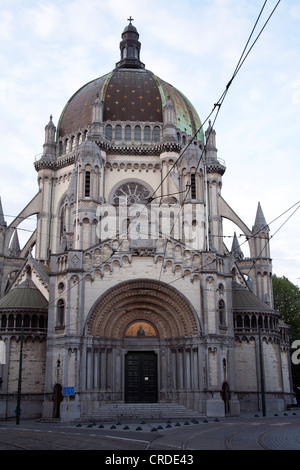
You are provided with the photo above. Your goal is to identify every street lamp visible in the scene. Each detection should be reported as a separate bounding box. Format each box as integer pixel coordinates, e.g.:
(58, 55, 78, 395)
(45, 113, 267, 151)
(258, 327, 266, 417)
(16, 324, 24, 425)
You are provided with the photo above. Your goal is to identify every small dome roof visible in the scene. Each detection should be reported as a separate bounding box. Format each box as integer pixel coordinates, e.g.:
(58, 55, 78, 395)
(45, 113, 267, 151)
(123, 23, 138, 34)
(232, 282, 272, 312)
(0, 280, 48, 310)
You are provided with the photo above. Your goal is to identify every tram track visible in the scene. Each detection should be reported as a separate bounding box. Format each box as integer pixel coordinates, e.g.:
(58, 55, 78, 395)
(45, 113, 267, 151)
(0, 426, 146, 450)
(223, 425, 277, 450)
(1, 416, 299, 450)
(148, 421, 276, 450)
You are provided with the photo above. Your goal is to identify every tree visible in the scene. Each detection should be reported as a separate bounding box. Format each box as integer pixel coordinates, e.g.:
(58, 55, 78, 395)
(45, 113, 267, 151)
(272, 275, 300, 342)
(272, 274, 300, 403)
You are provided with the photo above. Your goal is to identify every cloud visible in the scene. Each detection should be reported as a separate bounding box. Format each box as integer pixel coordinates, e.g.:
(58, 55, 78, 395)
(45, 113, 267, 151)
(0, 0, 299, 284)
(292, 78, 300, 105)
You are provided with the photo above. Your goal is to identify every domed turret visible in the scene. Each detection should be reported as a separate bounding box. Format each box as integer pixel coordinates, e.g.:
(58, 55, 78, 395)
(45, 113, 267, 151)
(115, 17, 145, 70)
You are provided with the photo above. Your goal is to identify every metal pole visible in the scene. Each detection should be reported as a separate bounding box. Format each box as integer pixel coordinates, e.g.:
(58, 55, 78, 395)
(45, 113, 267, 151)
(16, 325, 24, 425)
(75, 163, 79, 249)
(258, 327, 266, 417)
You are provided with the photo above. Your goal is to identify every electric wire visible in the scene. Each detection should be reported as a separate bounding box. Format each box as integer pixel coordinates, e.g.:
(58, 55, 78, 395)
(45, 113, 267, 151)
(105, 0, 276, 275)
(5, 0, 280, 252)
(26, 195, 300, 335)
(166, 199, 300, 287)
(2, 1, 285, 330)
(30, 1, 285, 316)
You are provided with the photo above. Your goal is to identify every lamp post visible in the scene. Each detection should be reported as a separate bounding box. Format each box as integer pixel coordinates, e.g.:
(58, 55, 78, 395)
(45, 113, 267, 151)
(16, 324, 24, 425)
(258, 327, 266, 417)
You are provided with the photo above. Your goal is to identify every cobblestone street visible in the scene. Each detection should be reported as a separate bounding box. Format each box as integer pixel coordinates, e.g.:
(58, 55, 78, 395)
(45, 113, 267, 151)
(0, 412, 299, 453)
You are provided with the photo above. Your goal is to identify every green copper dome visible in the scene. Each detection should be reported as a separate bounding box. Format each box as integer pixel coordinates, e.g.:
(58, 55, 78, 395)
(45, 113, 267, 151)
(0, 280, 48, 310)
(57, 21, 203, 143)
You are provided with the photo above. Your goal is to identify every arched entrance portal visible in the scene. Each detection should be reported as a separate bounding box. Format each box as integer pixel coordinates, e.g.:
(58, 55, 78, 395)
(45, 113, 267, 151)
(84, 279, 202, 410)
(87, 279, 200, 338)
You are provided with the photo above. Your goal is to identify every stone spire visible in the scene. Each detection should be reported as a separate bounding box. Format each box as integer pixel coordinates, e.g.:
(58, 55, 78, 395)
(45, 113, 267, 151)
(43, 115, 56, 159)
(115, 17, 145, 69)
(204, 121, 226, 175)
(252, 202, 268, 233)
(0, 197, 6, 227)
(231, 232, 244, 260)
(205, 120, 217, 151)
(9, 229, 20, 256)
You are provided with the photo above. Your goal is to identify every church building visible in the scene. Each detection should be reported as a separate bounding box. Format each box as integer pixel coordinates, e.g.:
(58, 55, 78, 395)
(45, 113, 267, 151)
(0, 20, 294, 421)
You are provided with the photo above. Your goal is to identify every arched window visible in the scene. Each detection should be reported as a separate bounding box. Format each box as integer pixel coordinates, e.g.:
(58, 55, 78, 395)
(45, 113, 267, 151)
(39, 315, 45, 330)
(125, 125, 131, 141)
(251, 315, 257, 328)
(190, 174, 196, 199)
(57, 299, 65, 327)
(8, 314, 14, 330)
(24, 315, 30, 329)
(32, 315, 38, 329)
(16, 314, 22, 328)
(115, 125, 122, 141)
(63, 139, 68, 154)
(105, 125, 112, 141)
(153, 126, 160, 142)
(219, 300, 226, 326)
(59, 141, 63, 156)
(60, 206, 65, 238)
(1, 314, 7, 330)
(144, 126, 151, 142)
(134, 125, 141, 141)
(85, 171, 91, 197)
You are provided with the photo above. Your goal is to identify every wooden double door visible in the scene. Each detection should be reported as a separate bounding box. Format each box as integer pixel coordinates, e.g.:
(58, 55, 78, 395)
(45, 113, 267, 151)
(125, 351, 158, 403)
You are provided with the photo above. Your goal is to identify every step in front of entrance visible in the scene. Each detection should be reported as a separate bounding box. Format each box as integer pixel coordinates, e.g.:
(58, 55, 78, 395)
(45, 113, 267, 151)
(81, 403, 203, 422)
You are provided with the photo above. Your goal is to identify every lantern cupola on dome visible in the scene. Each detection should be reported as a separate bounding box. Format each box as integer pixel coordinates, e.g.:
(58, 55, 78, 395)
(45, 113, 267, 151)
(115, 17, 145, 70)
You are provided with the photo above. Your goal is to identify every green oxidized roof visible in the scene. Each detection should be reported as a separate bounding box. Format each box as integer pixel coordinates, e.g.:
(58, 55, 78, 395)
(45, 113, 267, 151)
(57, 21, 203, 142)
(57, 68, 203, 142)
(0, 280, 48, 310)
(232, 283, 272, 312)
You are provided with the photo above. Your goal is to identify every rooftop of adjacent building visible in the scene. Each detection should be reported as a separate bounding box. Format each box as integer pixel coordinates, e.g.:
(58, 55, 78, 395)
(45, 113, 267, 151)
(0, 279, 48, 310)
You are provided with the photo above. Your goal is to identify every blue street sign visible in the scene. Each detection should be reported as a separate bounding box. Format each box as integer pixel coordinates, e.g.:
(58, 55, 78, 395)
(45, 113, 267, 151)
(62, 386, 75, 396)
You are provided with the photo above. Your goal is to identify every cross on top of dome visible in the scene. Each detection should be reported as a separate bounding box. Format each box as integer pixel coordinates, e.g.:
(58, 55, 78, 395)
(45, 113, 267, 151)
(115, 18, 145, 69)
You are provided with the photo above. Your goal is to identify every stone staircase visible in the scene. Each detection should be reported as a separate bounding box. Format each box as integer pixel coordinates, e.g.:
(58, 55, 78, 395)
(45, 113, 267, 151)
(80, 403, 203, 423)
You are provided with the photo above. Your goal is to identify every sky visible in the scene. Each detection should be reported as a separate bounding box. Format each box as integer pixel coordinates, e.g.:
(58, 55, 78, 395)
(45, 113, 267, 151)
(0, 0, 299, 286)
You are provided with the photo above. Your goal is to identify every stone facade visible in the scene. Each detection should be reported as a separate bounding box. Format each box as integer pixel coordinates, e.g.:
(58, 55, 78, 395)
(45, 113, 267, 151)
(0, 21, 294, 421)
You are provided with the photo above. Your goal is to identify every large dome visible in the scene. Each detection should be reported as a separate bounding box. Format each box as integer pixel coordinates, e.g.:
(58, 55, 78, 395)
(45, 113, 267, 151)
(57, 21, 203, 143)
